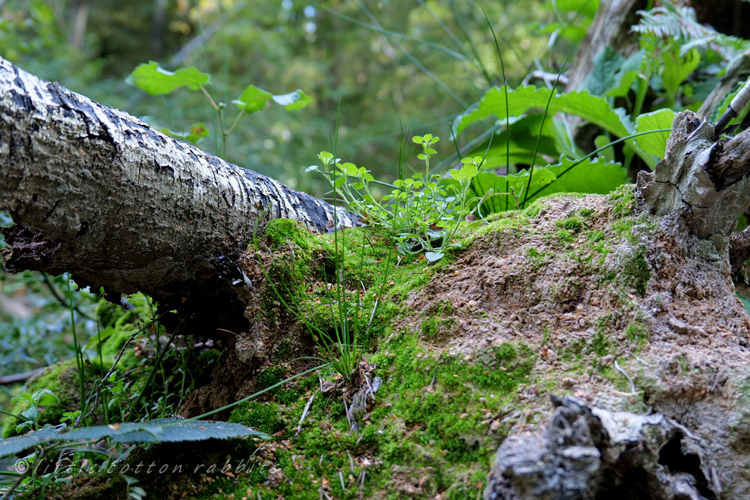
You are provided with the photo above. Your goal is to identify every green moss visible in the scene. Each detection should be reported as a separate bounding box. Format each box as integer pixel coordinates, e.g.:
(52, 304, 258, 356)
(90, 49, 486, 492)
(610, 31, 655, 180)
(263, 218, 313, 252)
(555, 215, 584, 233)
(608, 184, 636, 217)
(587, 230, 605, 242)
(229, 401, 283, 435)
(2, 360, 81, 438)
(579, 207, 595, 217)
(626, 321, 649, 342)
(623, 253, 650, 296)
(556, 228, 575, 244)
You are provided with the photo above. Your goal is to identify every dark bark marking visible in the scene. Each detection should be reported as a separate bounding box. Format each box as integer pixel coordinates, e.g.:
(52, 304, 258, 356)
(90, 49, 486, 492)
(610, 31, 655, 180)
(1, 225, 62, 273)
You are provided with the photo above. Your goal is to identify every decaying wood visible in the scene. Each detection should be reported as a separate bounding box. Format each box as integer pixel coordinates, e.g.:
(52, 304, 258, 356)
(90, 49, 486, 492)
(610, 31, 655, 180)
(485, 396, 716, 500)
(0, 57, 355, 317)
(638, 110, 750, 251)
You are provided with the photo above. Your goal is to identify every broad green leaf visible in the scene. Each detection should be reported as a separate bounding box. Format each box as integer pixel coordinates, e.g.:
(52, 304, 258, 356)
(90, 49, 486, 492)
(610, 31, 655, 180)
(56, 418, 267, 443)
(12, 394, 33, 406)
(468, 156, 628, 214)
(453, 85, 631, 138)
(21, 406, 38, 422)
(127, 62, 210, 95)
(467, 169, 558, 214)
(594, 135, 615, 163)
(661, 48, 700, 100)
(634, 109, 676, 160)
(465, 114, 558, 169)
(272, 90, 312, 110)
(233, 85, 272, 113)
(550, 0, 600, 18)
(33, 389, 58, 406)
(580, 47, 624, 97)
(526, 156, 628, 204)
(605, 50, 644, 98)
(425, 252, 444, 263)
(0, 425, 66, 458)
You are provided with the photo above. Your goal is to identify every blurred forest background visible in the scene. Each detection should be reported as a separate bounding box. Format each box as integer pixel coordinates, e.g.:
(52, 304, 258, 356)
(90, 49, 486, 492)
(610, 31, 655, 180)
(0, 0, 568, 198)
(0, 0, 575, 378)
(8, 0, 750, 434)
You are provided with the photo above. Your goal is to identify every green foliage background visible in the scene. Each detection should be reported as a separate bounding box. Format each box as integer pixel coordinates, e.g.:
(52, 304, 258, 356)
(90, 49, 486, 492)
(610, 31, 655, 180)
(0, 0, 554, 198)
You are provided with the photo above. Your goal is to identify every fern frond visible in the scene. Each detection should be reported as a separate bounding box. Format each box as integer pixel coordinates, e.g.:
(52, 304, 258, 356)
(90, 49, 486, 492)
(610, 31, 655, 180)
(633, 4, 750, 60)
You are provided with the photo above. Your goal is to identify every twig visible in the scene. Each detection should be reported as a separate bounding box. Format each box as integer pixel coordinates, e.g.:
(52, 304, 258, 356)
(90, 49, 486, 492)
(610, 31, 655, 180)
(614, 360, 637, 394)
(358, 470, 366, 500)
(362, 372, 375, 402)
(41, 272, 94, 321)
(295, 390, 317, 437)
(339, 470, 346, 490)
(347, 451, 355, 472)
(0, 368, 44, 386)
(343, 394, 352, 428)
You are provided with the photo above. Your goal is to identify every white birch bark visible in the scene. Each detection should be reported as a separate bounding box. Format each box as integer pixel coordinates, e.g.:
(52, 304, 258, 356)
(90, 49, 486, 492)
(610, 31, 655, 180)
(0, 56, 355, 306)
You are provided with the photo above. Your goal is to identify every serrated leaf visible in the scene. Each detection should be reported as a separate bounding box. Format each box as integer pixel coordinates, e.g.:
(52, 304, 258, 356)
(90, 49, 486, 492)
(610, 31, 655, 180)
(234, 85, 272, 113)
(580, 47, 625, 97)
(634, 109, 676, 160)
(0, 425, 66, 458)
(453, 85, 631, 138)
(605, 50, 644, 98)
(127, 62, 210, 95)
(662, 48, 701, 100)
(525, 156, 628, 204)
(54, 419, 267, 444)
(272, 90, 312, 110)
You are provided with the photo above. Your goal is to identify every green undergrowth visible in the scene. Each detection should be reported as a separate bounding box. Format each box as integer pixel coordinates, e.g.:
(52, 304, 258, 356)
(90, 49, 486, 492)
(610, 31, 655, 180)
(2, 294, 179, 439)
(181, 335, 535, 500)
(255, 218, 443, 351)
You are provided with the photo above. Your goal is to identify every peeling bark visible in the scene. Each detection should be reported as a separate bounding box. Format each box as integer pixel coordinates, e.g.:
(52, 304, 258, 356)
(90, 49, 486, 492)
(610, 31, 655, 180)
(0, 56, 355, 316)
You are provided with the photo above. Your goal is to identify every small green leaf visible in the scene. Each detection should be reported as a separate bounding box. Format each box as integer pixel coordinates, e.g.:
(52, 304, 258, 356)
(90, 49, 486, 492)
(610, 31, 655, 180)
(233, 85, 273, 113)
(425, 252, 444, 263)
(333, 177, 347, 188)
(460, 163, 478, 180)
(85, 327, 116, 350)
(340, 162, 358, 175)
(305, 165, 321, 173)
(352, 182, 365, 189)
(185, 123, 210, 144)
(272, 90, 312, 110)
(34, 390, 59, 406)
(21, 406, 38, 422)
(127, 62, 210, 95)
(412, 136, 424, 144)
(12, 394, 34, 406)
